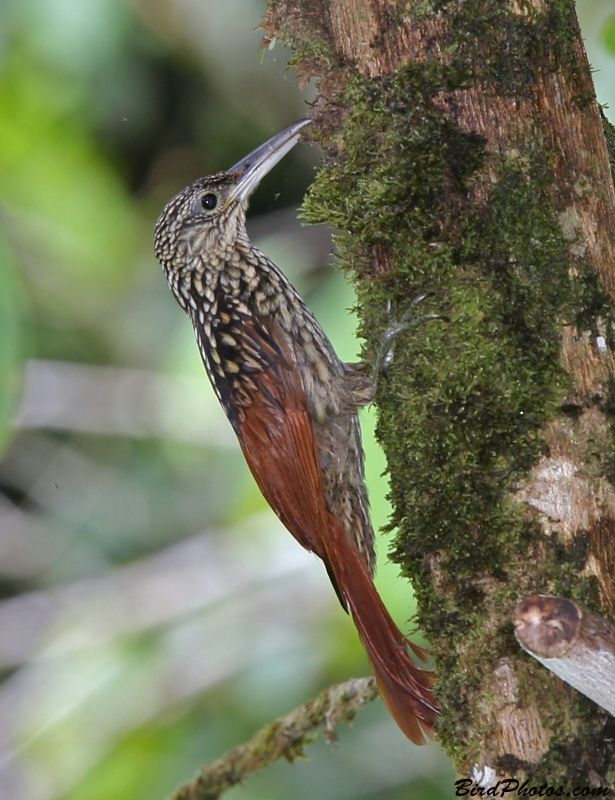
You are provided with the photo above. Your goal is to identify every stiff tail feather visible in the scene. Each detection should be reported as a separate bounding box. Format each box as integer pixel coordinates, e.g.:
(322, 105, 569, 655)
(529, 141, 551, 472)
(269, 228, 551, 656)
(323, 513, 439, 745)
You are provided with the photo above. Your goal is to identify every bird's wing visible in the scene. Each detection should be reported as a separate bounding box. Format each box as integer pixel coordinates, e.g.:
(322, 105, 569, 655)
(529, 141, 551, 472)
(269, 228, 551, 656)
(234, 314, 331, 558)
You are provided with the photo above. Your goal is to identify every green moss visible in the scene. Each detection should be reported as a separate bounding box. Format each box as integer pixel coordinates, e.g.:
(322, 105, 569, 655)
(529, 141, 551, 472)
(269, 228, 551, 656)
(303, 64, 587, 604)
(450, 0, 582, 95)
(286, 36, 336, 72)
(290, 0, 615, 779)
(298, 3, 615, 773)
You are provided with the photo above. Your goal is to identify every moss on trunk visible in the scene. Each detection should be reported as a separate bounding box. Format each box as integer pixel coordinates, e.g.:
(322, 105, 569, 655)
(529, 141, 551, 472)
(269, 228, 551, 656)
(265, 0, 615, 786)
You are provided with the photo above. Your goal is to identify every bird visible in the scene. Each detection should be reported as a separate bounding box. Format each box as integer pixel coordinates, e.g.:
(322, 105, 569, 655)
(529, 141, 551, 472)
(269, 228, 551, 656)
(154, 119, 438, 744)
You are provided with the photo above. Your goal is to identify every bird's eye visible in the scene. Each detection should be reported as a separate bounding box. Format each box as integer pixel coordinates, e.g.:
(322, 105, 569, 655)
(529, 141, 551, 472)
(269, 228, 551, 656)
(200, 193, 218, 211)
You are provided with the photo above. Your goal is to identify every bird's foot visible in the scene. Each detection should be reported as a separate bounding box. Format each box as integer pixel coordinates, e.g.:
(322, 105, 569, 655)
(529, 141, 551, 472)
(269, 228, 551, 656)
(370, 294, 447, 384)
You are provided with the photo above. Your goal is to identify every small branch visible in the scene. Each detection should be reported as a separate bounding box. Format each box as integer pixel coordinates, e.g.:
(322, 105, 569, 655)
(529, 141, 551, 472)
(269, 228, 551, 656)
(513, 595, 615, 716)
(167, 677, 379, 800)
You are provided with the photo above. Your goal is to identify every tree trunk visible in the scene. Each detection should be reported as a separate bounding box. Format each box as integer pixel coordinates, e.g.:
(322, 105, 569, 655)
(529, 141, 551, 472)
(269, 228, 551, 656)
(264, 0, 615, 787)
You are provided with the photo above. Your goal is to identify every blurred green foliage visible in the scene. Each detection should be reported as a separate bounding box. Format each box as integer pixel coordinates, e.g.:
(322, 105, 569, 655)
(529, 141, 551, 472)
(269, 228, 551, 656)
(0, 1, 612, 799)
(0, 226, 29, 451)
(605, 14, 615, 54)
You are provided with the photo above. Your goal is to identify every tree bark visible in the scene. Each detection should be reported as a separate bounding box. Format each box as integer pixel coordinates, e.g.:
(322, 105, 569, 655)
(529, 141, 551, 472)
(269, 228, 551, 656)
(264, 0, 615, 787)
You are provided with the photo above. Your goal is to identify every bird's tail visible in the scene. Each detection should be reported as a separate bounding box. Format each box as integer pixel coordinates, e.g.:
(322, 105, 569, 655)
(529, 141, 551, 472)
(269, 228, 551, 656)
(323, 513, 438, 745)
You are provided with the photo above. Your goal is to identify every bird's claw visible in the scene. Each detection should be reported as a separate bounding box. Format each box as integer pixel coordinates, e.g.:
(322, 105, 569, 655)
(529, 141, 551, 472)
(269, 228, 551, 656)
(371, 294, 447, 383)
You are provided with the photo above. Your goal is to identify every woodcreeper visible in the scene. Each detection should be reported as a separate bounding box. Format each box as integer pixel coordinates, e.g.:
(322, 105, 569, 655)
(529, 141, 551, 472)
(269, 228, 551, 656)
(154, 120, 438, 743)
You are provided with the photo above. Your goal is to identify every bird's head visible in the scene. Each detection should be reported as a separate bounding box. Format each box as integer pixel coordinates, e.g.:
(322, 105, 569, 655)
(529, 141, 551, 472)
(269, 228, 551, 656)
(154, 119, 311, 274)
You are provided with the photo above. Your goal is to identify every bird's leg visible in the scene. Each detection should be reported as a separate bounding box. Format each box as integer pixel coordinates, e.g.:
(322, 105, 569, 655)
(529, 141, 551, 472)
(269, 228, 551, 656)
(345, 294, 447, 409)
(370, 294, 447, 385)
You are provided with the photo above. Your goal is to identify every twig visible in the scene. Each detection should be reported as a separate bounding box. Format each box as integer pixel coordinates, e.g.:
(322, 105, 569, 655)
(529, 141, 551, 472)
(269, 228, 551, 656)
(513, 595, 615, 716)
(167, 677, 379, 800)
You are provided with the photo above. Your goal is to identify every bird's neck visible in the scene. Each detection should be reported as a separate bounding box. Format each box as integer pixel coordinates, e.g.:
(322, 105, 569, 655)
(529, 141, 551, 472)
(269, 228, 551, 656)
(173, 239, 294, 322)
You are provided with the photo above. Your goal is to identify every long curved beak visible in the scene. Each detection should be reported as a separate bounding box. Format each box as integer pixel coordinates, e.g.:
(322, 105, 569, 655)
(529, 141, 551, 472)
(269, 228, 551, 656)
(226, 119, 312, 206)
